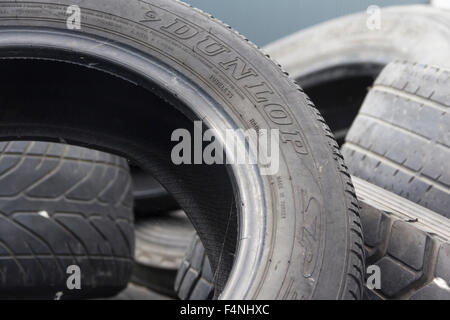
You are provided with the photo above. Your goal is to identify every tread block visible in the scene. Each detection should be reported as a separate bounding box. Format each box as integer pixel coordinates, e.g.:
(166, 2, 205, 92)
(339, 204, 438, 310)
(376, 257, 420, 298)
(435, 243, 450, 282)
(411, 242, 450, 299)
(410, 281, 450, 300)
(387, 221, 428, 271)
(0, 141, 134, 298)
(175, 235, 215, 300)
(358, 198, 449, 300)
(178, 268, 199, 300)
(190, 278, 213, 300)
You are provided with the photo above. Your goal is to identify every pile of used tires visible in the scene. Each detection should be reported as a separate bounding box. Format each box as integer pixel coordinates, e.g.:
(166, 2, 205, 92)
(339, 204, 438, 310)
(0, 1, 447, 300)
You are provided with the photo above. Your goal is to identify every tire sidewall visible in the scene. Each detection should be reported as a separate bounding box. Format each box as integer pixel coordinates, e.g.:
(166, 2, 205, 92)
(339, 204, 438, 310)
(0, 0, 358, 299)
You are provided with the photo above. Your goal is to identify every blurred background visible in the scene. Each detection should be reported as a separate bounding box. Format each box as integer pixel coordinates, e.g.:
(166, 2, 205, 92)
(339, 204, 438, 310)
(186, 0, 430, 46)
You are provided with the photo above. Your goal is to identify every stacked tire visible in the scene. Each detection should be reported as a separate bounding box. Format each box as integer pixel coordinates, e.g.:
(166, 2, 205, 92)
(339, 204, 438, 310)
(132, 6, 450, 299)
(264, 5, 450, 144)
(0, 0, 364, 300)
(0, 1, 447, 301)
(0, 141, 134, 299)
(173, 45, 450, 303)
(341, 61, 450, 300)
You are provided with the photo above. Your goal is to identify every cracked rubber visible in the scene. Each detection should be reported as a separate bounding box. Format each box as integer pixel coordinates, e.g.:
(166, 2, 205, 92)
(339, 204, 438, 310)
(0, 141, 134, 299)
(342, 61, 450, 218)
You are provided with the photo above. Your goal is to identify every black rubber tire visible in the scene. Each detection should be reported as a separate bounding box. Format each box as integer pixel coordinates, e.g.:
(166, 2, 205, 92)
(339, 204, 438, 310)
(175, 235, 214, 300)
(176, 178, 450, 301)
(0, 0, 364, 299)
(352, 177, 450, 300)
(361, 203, 450, 300)
(342, 61, 450, 218)
(0, 141, 134, 299)
(132, 210, 195, 297)
(130, 4, 450, 211)
(264, 5, 450, 144)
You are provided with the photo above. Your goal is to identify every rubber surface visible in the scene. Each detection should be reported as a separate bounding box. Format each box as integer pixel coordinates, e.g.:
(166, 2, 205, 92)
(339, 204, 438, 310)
(353, 177, 450, 300)
(136, 5, 450, 213)
(175, 234, 214, 300)
(131, 5, 450, 272)
(0, 0, 364, 299)
(133, 210, 195, 297)
(264, 5, 450, 144)
(177, 178, 450, 300)
(362, 203, 450, 300)
(0, 141, 134, 299)
(342, 61, 450, 218)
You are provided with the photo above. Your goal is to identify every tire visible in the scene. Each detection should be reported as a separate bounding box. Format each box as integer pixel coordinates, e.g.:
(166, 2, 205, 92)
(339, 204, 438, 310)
(175, 235, 214, 300)
(177, 177, 450, 300)
(264, 5, 450, 144)
(0, 0, 364, 299)
(341, 61, 450, 218)
(0, 141, 134, 299)
(352, 177, 450, 300)
(132, 210, 195, 297)
(132, 4, 450, 208)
